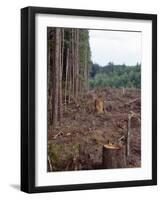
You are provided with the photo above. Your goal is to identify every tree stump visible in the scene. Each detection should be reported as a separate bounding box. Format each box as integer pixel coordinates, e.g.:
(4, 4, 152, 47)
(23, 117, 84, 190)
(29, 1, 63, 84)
(102, 144, 126, 169)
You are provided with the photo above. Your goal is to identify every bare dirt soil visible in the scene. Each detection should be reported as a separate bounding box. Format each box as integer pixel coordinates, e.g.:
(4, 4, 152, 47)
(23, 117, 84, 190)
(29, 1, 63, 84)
(48, 88, 141, 171)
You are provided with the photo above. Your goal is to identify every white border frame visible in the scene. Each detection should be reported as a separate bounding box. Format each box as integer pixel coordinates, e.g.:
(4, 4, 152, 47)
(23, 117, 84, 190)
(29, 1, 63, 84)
(35, 14, 152, 187)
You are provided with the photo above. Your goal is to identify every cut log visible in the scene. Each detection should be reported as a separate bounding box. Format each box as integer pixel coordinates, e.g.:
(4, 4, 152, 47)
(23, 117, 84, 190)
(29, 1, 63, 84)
(124, 98, 140, 106)
(102, 144, 126, 169)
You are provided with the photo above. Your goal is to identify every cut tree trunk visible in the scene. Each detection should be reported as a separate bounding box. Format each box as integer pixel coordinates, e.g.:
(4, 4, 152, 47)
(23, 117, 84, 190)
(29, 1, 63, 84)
(102, 144, 126, 169)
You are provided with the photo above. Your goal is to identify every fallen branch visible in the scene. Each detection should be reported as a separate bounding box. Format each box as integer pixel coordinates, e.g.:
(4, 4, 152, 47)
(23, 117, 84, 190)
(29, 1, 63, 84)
(118, 135, 126, 142)
(129, 111, 141, 123)
(53, 131, 63, 139)
(120, 98, 140, 107)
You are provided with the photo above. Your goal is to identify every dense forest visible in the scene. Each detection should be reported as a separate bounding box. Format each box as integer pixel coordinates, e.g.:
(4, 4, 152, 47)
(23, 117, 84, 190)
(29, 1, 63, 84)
(47, 27, 91, 129)
(89, 62, 141, 89)
(47, 27, 141, 172)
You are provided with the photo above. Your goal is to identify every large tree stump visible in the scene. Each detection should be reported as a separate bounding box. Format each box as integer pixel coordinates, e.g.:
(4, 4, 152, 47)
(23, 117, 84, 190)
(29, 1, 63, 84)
(102, 144, 126, 169)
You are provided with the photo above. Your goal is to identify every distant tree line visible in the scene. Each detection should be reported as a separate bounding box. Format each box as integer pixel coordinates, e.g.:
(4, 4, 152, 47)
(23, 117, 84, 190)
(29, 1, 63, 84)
(89, 62, 141, 89)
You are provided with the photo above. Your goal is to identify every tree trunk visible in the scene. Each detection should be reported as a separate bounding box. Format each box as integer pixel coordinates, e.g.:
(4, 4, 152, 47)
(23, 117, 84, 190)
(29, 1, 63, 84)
(72, 29, 75, 98)
(58, 29, 63, 124)
(52, 28, 60, 129)
(47, 28, 51, 125)
(68, 45, 72, 103)
(102, 144, 126, 169)
(75, 29, 79, 98)
(64, 48, 69, 111)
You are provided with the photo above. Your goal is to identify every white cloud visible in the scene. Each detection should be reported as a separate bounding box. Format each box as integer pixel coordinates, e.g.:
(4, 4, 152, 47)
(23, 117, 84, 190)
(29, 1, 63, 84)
(89, 29, 141, 66)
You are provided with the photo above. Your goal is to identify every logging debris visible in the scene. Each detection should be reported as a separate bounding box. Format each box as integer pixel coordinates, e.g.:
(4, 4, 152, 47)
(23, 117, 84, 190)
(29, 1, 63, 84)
(48, 88, 141, 171)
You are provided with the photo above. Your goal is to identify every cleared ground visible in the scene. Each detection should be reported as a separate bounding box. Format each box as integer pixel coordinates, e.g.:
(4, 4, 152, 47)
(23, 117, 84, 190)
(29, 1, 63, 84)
(48, 88, 141, 171)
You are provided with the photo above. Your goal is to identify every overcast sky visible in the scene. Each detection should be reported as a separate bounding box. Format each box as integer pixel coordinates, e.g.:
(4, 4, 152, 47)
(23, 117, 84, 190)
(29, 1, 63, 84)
(89, 30, 141, 66)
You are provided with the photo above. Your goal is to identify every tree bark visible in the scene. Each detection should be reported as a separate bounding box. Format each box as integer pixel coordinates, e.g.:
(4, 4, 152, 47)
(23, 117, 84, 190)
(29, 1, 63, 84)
(102, 144, 126, 169)
(52, 28, 60, 129)
(75, 29, 79, 98)
(68, 44, 72, 103)
(64, 48, 69, 110)
(58, 29, 63, 124)
(47, 28, 51, 125)
(72, 29, 75, 98)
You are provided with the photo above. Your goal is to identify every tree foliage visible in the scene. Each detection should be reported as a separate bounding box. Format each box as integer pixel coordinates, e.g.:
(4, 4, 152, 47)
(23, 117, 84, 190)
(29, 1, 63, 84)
(89, 63, 141, 89)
